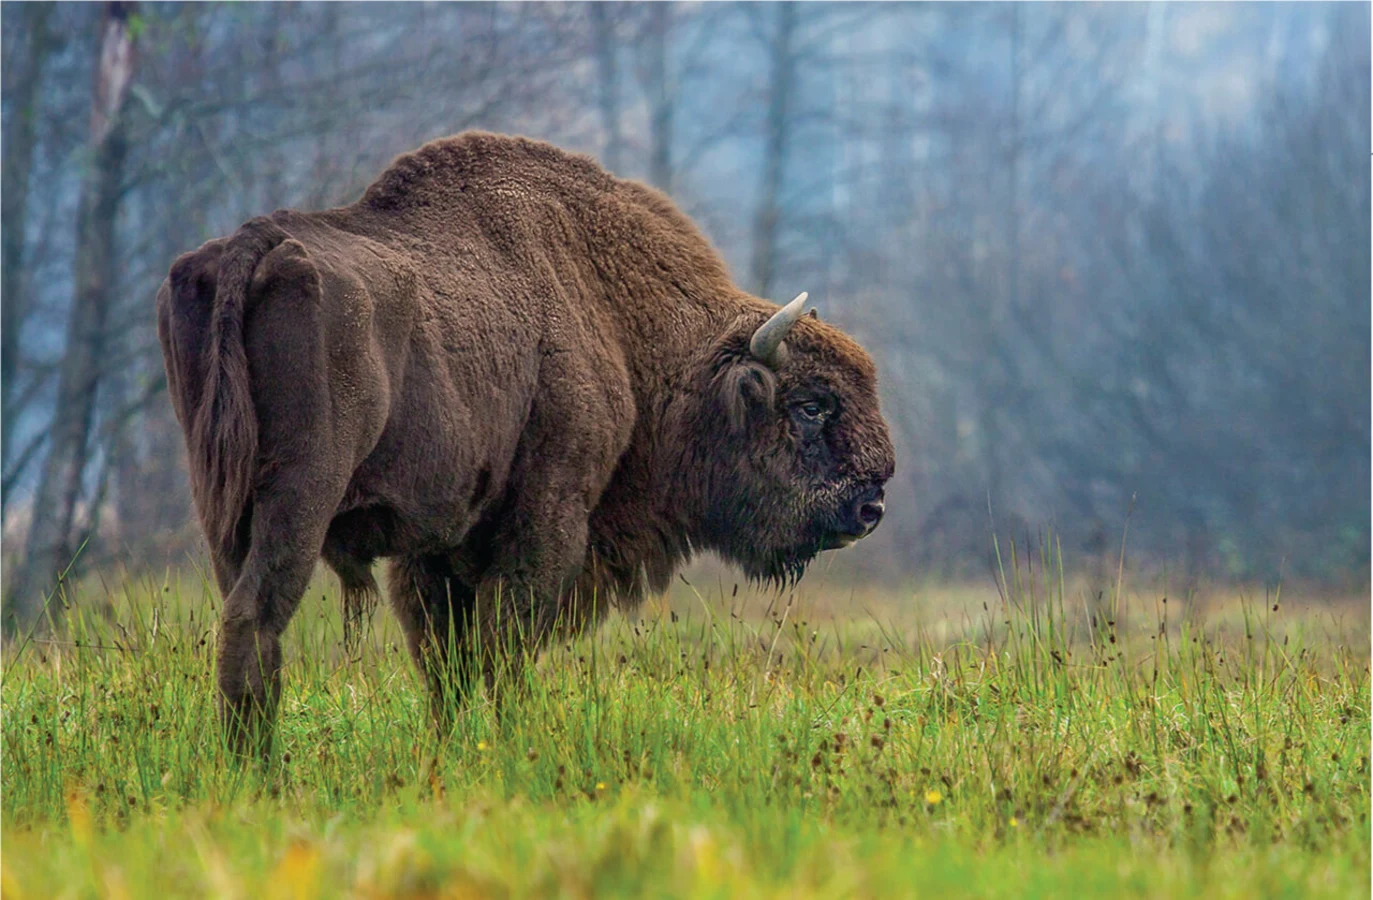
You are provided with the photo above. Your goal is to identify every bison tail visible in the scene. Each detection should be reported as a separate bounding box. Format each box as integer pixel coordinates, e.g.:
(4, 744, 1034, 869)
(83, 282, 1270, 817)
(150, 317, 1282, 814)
(188, 218, 286, 554)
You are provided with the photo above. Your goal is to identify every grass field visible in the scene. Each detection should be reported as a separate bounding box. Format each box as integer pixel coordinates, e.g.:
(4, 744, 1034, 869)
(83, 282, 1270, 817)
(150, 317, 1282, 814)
(3, 548, 1369, 898)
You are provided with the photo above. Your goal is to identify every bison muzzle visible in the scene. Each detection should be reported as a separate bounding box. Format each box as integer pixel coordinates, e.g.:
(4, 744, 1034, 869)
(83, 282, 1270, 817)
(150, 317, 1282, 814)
(156, 132, 895, 756)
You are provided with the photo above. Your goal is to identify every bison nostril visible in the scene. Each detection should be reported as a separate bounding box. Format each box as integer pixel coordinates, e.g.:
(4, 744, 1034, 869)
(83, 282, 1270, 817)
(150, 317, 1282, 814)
(858, 500, 884, 529)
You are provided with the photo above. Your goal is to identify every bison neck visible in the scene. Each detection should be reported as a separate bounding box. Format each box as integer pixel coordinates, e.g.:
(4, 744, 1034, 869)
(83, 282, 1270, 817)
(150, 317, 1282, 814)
(581, 297, 753, 606)
(567, 205, 803, 605)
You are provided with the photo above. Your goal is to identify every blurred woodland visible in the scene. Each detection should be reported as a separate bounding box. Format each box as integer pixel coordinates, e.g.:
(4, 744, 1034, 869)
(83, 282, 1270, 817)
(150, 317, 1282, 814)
(2, 2, 1368, 627)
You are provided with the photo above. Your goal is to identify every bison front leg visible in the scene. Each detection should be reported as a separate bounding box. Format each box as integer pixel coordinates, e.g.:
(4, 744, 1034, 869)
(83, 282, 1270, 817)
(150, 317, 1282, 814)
(389, 546, 576, 734)
(389, 554, 483, 738)
(473, 494, 597, 710)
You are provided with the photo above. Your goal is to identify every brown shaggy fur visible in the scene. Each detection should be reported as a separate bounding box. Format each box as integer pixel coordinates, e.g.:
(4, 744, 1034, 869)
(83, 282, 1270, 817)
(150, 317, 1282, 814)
(156, 132, 894, 754)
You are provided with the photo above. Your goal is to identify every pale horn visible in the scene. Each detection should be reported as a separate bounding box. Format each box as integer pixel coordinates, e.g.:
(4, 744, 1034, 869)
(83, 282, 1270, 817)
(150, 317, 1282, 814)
(749, 292, 809, 368)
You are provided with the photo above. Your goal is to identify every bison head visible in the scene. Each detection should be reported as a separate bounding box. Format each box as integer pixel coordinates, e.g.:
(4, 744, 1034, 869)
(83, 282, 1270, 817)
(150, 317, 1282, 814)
(687, 293, 895, 586)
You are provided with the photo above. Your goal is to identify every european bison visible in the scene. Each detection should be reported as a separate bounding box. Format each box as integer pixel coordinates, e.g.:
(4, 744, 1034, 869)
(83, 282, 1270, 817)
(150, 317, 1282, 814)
(157, 132, 894, 755)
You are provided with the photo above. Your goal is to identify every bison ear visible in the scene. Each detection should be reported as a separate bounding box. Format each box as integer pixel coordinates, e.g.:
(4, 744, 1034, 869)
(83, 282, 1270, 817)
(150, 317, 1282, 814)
(713, 358, 777, 433)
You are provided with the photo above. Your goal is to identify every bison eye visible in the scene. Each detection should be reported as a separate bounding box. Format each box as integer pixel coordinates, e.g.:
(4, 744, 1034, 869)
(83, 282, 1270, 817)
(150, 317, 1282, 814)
(791, 400, 827, 427)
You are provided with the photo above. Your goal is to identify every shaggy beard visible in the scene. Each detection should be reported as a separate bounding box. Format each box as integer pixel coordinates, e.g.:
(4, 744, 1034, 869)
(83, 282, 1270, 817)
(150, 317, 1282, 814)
(735, 535, 828, 590)
(717, 485, 855, 590)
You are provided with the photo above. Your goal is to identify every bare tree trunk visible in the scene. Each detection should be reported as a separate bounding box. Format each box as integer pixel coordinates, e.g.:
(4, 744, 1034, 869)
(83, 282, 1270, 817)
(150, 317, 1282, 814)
(5, 2, 137, 632)
(645, 4, 672, 192)
(1006, 4, 1022, 320)
(749, 2, 797, 298)
(982, 4, 1023, 509)
(1, 3, 56, 490)
(591, 3, 622, 173)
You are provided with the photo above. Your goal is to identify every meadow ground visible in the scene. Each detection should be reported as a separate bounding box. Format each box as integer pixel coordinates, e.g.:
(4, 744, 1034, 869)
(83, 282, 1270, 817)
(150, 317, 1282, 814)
(3, 549, 1369, 899)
